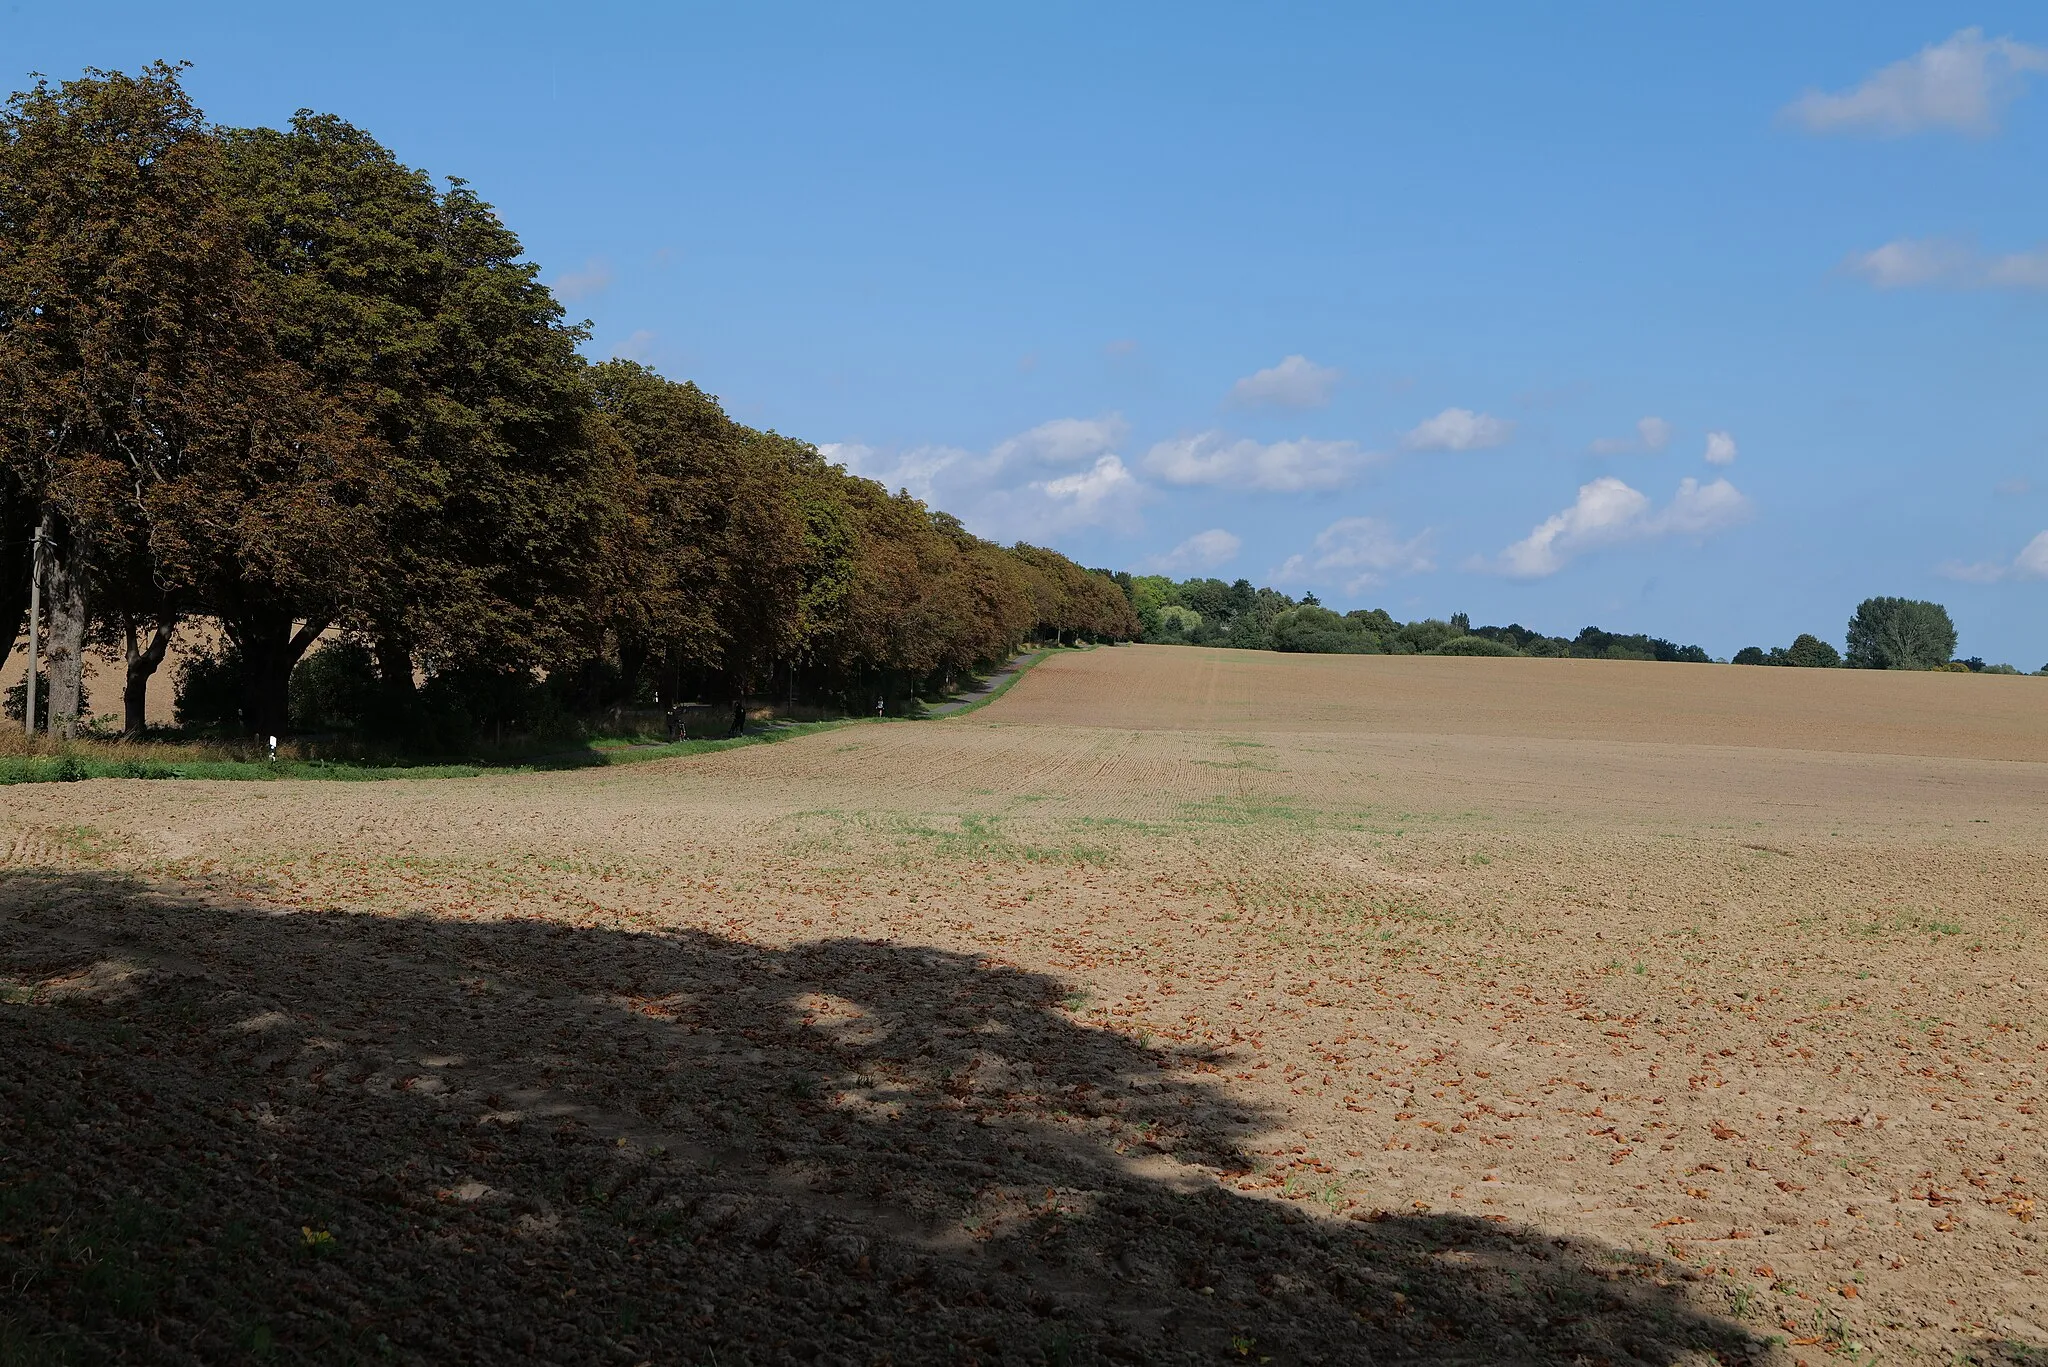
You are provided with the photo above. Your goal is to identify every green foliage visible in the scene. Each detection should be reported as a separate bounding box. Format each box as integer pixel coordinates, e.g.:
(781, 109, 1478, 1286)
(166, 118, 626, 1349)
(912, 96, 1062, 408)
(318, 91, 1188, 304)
(174, 646, 245, 733)
(1782, 633, 1841, 668)
(1739, 633, 1844, 667)
(1267, 605, 1380, 654)
(1433, 634, 1520, 657)
(1566, 626, 1708, 662)
(1846, 597, 1956, 670)
(1130, 574, 1719, 664)
(0, 63, 1137, 754)
(288, 640, 381, 733)
(1154, 604, 1202, 640)
(1396, 618, 1464, 653)
(3, 673, 88, 723)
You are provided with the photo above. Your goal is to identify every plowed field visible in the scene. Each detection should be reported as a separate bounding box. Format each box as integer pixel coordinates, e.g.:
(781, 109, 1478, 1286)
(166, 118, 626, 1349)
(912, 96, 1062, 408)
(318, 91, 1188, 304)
(5, 644, 2046, 1365)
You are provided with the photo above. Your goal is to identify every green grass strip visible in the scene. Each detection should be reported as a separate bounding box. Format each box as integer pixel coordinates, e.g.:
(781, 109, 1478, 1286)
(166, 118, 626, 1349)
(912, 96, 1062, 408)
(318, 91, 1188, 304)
(0, 717, 873, 787)
(0, 644, 1098, 786)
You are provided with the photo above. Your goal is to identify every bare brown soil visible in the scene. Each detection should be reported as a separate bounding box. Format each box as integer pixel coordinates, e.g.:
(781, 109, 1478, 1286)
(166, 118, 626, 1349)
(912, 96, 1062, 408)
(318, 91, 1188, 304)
(4, 644, 2045, 1364)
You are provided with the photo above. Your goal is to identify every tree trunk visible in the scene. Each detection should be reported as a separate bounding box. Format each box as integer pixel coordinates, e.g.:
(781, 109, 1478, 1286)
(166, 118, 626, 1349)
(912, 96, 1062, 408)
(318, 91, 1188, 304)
(618, 634, 648, 707)
(227, 612, 330, 741)
(122, 613, 178, 740)
(373, 631, 418, 737)
(39, 511, 88, 739)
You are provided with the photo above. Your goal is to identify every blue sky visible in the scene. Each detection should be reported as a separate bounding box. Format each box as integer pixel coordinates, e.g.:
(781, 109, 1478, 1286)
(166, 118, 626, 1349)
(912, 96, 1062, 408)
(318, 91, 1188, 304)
(8, 4, 2045, 663)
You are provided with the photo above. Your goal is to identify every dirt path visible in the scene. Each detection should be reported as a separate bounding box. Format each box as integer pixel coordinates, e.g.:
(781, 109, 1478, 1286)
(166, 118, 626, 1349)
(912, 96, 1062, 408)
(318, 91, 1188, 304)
(922, 651, 1040, 717)
(5, 646, 2046, 1364)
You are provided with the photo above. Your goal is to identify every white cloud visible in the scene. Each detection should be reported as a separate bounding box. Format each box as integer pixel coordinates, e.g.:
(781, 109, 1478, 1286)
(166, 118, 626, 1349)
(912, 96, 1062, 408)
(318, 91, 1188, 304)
(819, 440, 970, 506)
(1401, 407, 1514, 452)
(2024, 532, 2048, 578)
(1228, 355, 1342, 409)
(1589, 416, 1673, 455)
(1478, 475, 1751, 579)
(1938, 530, 2048, 583)
(1847, 238, 1973, 287)
(551, 257, 613, 302)
(1025, 455, 1139, 522)
(1703, 430, 1738, 466)
(1146, 528, 1242, 573)
(1847, 238, 2048, 290)
(610, 329, 658, 362)
(1274, 517, 1434, 592)
(819, 416, 1146, 542)
(990, 415, 1129, 467)
(1141, 431, 1378, 492)
(1655, 475, 1751, 536)
(1783, 29, 2048, 136)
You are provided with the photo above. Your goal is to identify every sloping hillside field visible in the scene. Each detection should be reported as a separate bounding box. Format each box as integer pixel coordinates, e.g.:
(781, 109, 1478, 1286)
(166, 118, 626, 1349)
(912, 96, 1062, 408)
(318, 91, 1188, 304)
(5, 645, 2046, 1364)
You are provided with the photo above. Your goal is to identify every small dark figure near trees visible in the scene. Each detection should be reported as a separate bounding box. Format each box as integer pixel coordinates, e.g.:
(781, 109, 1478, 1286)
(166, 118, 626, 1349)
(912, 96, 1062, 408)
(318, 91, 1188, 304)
(728, 699, 745, 737)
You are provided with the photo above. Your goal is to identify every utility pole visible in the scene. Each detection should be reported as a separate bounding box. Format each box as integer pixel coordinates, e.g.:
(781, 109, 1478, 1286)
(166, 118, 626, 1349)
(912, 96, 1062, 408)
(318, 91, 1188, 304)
(24, 525, 43, 737)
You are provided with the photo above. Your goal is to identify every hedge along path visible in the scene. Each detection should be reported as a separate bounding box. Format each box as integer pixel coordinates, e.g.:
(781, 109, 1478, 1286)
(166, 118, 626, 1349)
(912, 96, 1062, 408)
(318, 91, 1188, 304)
(4, 643, 2048, 1361)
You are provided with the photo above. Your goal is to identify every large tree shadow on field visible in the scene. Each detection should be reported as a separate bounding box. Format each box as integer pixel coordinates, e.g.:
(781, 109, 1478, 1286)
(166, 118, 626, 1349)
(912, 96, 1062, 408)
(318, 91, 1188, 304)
(0, 871, 1777, 1366)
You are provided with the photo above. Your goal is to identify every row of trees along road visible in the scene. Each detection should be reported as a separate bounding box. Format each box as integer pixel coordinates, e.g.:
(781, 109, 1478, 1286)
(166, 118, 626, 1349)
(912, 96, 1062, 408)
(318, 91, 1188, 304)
(0, 64, 1136, 744)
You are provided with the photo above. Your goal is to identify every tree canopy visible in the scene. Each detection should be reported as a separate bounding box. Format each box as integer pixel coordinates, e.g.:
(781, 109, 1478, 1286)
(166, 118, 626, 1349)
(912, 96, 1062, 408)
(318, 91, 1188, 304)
(1, 65, 1135, 745)
(1845, 597, 1956, 671)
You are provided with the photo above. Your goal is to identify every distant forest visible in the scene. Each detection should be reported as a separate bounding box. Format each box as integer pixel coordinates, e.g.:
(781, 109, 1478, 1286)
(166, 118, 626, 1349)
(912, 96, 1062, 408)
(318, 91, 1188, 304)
(1123, 576, 2041, 675)
(1124, 575, 1711, 661)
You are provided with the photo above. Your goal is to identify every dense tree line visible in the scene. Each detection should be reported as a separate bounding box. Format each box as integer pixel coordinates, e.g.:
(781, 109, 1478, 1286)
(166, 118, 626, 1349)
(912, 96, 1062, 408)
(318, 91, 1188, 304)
(1733, 598, 2035, 673)
(1127, 575, 1712, 661)
(1132, 578, 2047, 673)
(0, 65, 1134, 745)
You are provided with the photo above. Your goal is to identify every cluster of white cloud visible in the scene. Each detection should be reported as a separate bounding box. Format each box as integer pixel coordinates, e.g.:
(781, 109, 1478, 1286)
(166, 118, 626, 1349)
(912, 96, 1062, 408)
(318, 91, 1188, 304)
(1146, 528, 1242, 573)
(1784, 27, 2048, 135)
(1478, 476, 1752, 579)
(1141, 432, 1376, 492)
(1274, 517, 1434, 593)
(991, 416, 1131, 468)
(1228, 354, 1342, 409)
(1846, 238, 2048, 291)
(820, 415, 1144, 543)
(611, 328, 658, 362)
(1589, 416, 1672, 456)
(550, 257, 613, 302)
(1401, 407, 1513, 452)
(1939, 531, 2048, 584)
(827, 348, 1755, 588)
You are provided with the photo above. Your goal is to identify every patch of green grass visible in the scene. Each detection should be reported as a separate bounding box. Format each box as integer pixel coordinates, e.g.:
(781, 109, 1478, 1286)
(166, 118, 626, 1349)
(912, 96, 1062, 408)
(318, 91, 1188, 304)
(1849, 910, 1964, 940)
(1069, 815, 1175, 835)
(0, 718, 869, 787)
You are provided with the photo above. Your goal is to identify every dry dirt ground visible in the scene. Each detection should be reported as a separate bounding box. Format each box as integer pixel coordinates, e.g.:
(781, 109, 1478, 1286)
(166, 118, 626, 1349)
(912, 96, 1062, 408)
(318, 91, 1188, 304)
(4, 645, 2046, 1366)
